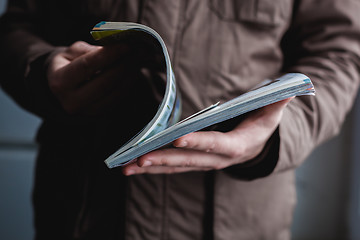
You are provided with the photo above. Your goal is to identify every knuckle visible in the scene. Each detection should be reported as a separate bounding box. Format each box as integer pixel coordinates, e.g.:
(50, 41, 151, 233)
(207, 132, 223, 152)
(228, 147, 243, 159)
(184, 137, 194, 148)
(206, 141, 217, 153)
(225, 135, 244, 158)
(159, 157, 168, 166)
(183, 158, 193, 167)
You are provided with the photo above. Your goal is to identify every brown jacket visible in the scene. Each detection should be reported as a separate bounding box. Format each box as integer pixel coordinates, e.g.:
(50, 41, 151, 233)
(1, 0, 360, 239)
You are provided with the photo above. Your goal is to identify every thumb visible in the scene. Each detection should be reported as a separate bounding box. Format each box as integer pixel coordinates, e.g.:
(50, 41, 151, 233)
(64, 41, 102, 60)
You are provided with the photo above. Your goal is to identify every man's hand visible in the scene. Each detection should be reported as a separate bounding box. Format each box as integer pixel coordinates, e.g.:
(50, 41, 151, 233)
(47, 41, 138, 115)
(122, 98, 292, 175)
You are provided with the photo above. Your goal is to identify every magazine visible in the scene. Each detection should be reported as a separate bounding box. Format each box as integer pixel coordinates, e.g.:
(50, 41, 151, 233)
(91, 21, 316, 169)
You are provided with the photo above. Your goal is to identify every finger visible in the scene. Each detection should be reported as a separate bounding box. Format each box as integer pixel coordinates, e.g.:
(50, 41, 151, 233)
(237, 97, 294, 131)
(173, 131, 244, 158)
(62, 61, 131, 114)
(260, 97, 293, 116)
(63, 41, 102, 60)
(79, 75, 132, 115)
(122, 163, 212, 175)
(136, 148, 234, 169)
(79, 87, 124, 115)
(63, 44, 129, 87)
(48, 53, 72, 74)
(173, 97, 294, 157)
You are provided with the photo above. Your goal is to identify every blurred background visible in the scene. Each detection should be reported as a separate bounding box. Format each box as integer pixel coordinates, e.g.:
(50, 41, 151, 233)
(0, 0, 359, 239)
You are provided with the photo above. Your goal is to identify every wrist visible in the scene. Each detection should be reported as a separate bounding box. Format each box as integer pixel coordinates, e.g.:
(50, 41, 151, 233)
(223, 127, 280, 180)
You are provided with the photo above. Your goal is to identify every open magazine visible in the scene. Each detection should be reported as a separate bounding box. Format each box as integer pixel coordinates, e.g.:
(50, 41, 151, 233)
(91, 21, 316, 169)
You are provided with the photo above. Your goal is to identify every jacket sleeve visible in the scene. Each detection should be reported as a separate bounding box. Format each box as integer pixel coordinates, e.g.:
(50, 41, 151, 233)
(0, 1, 65, 120)
(276, 0, 360, 172)
(225, 0, 360, 180)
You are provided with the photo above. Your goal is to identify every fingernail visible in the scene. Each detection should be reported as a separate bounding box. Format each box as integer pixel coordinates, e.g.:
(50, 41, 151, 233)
(142, 160, 152, 167)
(126, 170, 135, 175)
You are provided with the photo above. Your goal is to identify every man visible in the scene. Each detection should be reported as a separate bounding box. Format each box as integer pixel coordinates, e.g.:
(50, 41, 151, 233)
(1, 0, 359, 239)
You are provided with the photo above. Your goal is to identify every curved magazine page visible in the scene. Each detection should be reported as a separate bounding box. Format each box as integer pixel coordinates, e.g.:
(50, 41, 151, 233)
(91, 22, 182, 160)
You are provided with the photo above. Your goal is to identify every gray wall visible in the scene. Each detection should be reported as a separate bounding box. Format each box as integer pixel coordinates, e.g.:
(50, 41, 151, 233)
(0, 0, 359, 239)
(291, 103, 358, 240)
(0, 2, 39, 240)
(0, 0, 4, 15)
(348, 94, 360, 240)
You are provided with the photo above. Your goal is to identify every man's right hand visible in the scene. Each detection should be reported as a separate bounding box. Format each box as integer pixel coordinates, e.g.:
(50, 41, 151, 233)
(47, 41, 135, 116)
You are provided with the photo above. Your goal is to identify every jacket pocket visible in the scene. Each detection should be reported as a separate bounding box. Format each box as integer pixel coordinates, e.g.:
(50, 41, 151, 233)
(209, 0, 292, 27)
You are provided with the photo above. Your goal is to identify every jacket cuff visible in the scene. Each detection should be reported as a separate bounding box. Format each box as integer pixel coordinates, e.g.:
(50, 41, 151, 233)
(223, 127, 280, 181)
